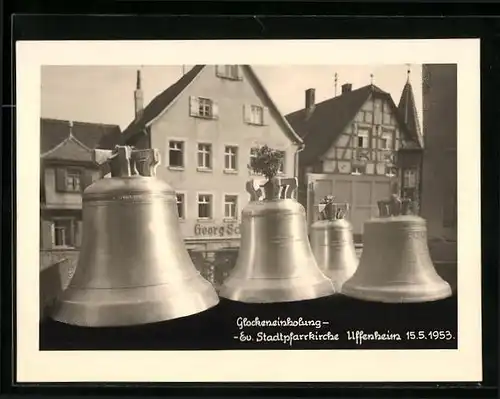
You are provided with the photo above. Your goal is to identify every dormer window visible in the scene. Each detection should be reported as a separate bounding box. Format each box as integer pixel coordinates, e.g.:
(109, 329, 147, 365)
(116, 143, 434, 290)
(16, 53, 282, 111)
(216, 65, 242, 80)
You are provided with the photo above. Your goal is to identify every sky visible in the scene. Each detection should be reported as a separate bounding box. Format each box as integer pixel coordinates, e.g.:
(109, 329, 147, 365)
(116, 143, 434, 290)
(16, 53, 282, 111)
(41, 64, 422, 131)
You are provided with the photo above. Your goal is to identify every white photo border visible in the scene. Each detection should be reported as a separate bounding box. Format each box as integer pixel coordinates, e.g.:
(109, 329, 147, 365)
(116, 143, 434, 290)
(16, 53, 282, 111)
(16, 39, 481, 383)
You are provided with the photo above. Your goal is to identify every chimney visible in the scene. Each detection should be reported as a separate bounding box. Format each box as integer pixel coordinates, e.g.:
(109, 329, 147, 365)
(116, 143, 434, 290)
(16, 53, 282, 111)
(341, 83, 352, 94)
(134, 70, 144, 120)
(305, 88, 316, 114)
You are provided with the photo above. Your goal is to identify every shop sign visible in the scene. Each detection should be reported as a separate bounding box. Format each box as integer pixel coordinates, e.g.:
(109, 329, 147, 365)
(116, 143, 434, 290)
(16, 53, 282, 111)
(194, 222, 241, 238)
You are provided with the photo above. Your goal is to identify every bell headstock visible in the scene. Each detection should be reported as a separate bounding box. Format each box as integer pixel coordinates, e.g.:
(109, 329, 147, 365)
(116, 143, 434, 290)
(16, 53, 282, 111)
(245, 177, 298, 201)
(131, 148, 161, 177)
(318, 195, 349, 220)
(377, 194, 415, 217)
(92, 146, 161, 178)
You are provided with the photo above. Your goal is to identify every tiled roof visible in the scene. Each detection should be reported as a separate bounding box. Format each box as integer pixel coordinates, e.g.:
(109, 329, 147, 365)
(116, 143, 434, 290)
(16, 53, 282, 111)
(398, 80, 424, 148)
(121, 65, 205, 142)
(41, 118, 122, 155)
(286, 84, 420, 166)
(122, 65, 303, 146)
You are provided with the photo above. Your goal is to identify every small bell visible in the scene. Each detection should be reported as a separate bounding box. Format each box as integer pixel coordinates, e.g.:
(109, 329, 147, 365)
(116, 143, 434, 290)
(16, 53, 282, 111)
(49, 145, 219, 327)
(342, 195, 452, 303)
(310, 197, 358, 291)
(219, 177, 335, 303)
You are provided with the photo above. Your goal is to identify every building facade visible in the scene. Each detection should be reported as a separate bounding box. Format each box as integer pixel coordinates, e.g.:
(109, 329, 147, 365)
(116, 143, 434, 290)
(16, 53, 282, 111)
(122, 65, 304, 253)
(40, 118, 122, 272)
(285, 77, 423, 238)
(420, 64, 457, 266)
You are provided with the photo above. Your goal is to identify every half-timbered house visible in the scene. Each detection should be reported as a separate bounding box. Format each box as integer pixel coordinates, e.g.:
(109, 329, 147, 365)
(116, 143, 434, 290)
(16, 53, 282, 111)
(286, 76, 423, 239)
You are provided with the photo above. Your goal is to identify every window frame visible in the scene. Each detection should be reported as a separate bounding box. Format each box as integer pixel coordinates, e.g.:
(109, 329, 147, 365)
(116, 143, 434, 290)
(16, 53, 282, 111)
(197, 193, 214, 220)
(249, 147, 262, 176)
(167, 139, 186, 170)
(175, 191, 187, 220)
(224, 145, 239, 172)
(403, 168, 417, 188)
(51, 217, 76, 248)
(198, 97, 213, 118)
(250, 105, 264, 125)
(356, 129, 370, 149)
(197, 142, 213, 171)
(223, 194, 239, 221)
(351, 165, 365, 176)
(277, 150, 286, 174)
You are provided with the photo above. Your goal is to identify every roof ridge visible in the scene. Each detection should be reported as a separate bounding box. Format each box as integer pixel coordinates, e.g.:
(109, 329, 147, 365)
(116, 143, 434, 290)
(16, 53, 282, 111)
(287, 84, 387, 116)
(41, 117, 120, 129)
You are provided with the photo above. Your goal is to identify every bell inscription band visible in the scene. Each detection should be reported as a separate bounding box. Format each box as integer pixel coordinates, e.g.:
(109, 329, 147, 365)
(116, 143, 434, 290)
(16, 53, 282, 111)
(341, 194, 452, 303)
(219, 177, 335, 303)
(50, 145, 219, 327)
(310, 196, 359, 291)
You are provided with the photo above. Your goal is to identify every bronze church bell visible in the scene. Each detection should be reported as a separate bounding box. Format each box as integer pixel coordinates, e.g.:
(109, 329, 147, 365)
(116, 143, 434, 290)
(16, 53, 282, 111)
(219, 177, 335, 303)
(50, 146, 219, 327)
(310, 197, 358, 291)
(341, 195, 452, 303)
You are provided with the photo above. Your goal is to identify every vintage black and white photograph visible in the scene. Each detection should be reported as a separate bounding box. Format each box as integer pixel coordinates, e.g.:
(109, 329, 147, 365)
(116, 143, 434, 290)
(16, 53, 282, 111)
(16, 39, 481, 383)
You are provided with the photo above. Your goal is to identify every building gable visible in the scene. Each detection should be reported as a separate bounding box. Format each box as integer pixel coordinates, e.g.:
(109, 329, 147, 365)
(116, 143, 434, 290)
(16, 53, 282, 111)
(41, 136, 94, 163)
(123, 65, 303, 147)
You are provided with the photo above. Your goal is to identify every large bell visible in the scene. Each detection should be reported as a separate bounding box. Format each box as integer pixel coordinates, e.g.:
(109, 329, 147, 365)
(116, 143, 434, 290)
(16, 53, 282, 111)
(49, 146, 219, 327)
(341, 195, 452, 303)
(310, 198, 358, 291)
(219, 177, 335, 303)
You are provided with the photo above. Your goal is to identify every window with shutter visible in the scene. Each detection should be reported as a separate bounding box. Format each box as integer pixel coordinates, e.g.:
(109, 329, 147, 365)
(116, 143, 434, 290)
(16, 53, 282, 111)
(244, 105, 266, 126)
(189, 96, 200, 117)
(190, 97, 216, 119)
(52, 219, 75, 248)
(41, 220, 54, 249)
(55, 168, 67, 192)
(216, 65, 241, 80)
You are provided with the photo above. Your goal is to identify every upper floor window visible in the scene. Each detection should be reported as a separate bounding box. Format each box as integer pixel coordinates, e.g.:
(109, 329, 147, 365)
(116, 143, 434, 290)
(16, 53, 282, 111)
(386, 166, 397, 177)
(176, 193, 185, 219)
(224, 146, 238, 171)
(53, 218, 75, 248)
(249, 147, 260, 175)
(352, 165, 365, 175)
(403, 168, 417, 188)
(380, 133, 394, 150)
(198, 194, 213, 219)
(363, 111, 373, 123)
(244, 104, 267, 126)
(197, 143, 212, 169)
(169, 140, 184, 168)
(277, 151, 286, 174)
(216, 65, 242, 80)
(357, 129, 370, 149)
(224, 195, 238, 219)
(189, 96, 219, 119)
(55, 168, 82, 193)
